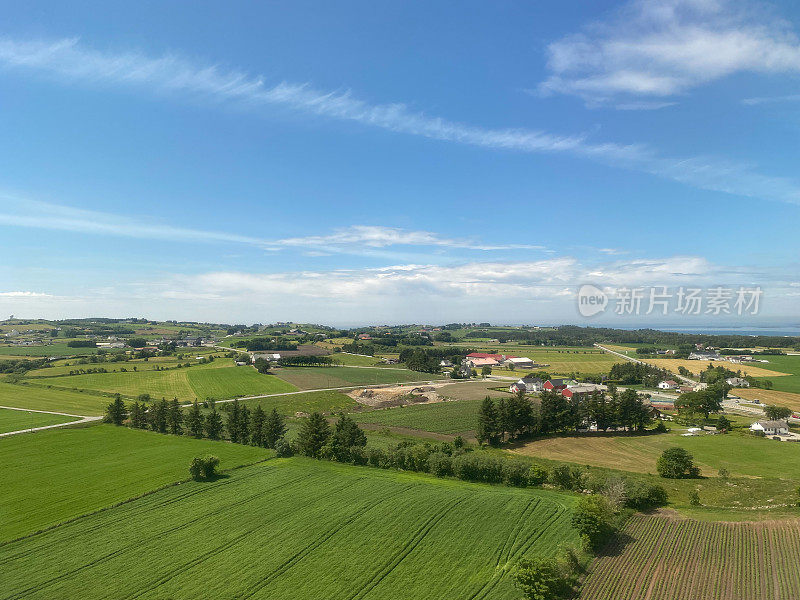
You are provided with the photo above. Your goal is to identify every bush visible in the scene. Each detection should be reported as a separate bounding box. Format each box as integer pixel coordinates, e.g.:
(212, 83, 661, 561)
(689, 490, 701, 506)
(550, 465, 585, 491)
(367, 447, 387, 468)
(189, 455, 220, 481)
(502, 461, 531, 487)
(572, 495, 615, 552)
(657, 447, 698, 479)
(654, 420, 668, 433)
(513, 557, 574, 600)
(274, 438, 294, 458)
(527, 465, 549, 487)
(625, 480, 668, 509)
(428, 452, 454, 477)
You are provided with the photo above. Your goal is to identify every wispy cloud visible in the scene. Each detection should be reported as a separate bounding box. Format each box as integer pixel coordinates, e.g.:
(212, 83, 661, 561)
(540, 0, 800, 106)
(0, 36, 799, 205)
(742, 93, 800, 105)
(0, 194, 542, 254)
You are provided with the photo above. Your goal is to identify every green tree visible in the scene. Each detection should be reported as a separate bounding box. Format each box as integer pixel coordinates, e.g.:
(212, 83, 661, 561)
(264, 408, 287, 449)
(330, 413, 367, 461)
(571, 495, 615, 552)
(716, 415, 731, 432)
(186, 401, 204, 438)
(513, 557, 573, 600)
(129, 400, 148, 429)
(657, 447, 699, 479)
(250, 405, 266, 447)
(204, 406, 223, 440)
(296, 412, 332, 458)
(481, 365, 492, 378)
(239, 404, 251, 445)
(167, 398, 184, 435)
(149, 399, 168, 433)
(104, 394, 127, 426)
(764, 405, 792, 420)
(225, 400, 242, 443)
(476, 397, 499, 446)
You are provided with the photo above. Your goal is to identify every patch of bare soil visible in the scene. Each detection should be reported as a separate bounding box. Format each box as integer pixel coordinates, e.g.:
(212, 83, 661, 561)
(347, 382, 453, 408)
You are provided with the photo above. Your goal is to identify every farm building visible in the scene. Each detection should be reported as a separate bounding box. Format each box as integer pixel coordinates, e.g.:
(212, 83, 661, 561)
(725, 377, 750, 387)
(465, 357, 500, 368)
(750, 420, 789, 436)
(562, 383, 606, 399)
(657, 380, 679, 390)
(543, 378, 570, 392)
(251, 352, 281, 363)
(503, 357, 535, 369)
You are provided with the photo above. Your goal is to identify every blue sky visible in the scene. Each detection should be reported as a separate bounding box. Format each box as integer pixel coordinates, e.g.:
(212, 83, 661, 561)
(0, 0, 798, 326)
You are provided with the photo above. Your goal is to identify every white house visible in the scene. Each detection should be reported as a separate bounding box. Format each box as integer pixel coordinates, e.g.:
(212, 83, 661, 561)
(657, 380, 679, 390)
(509, 377, 543, 394)
(725, 377, 750, 388)
(750, 420, 790, 436)
(251, 352, 281, 363)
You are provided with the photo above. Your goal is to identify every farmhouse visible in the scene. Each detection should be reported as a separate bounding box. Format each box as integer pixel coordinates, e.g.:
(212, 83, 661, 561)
(465, 357, 500, 368)
(657, 380, 679, 390)
(725, 377, 750, 387)
(750, 420, 789, 436)
(688, 352, 721, 361)
(509, 377, 543, 394)
(251, 352, 281, 363)
(678, 385, 695, 393)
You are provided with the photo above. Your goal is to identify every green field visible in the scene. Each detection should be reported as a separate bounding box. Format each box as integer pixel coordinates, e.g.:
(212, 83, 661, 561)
(0, 407, 79, 434)
(33, 365, 297, 402)
(0, 425, 270, 541)
(1, 458, 577, 600)
(0, 382, 110, 415)
(352, 399, 482, 436)
(274, 366, 447, 390)
(237, 390, 358, 415)
(754, 354, 800, 393)
(0, 342, 101, 356)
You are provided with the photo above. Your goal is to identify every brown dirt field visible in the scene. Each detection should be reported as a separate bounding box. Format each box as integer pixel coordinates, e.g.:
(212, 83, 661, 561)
(736, 388, 800, 412)
(580, 514, 800, 600)
(642, 358, 789, 378)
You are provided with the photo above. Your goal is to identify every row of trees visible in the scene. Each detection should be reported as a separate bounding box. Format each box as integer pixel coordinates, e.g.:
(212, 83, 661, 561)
(477, 387, 653, 446)
(608, 362, 668, 386)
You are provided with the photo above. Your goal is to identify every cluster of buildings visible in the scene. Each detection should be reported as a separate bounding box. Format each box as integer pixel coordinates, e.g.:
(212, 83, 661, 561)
(462, 353, 546, 371)
(508, 376, 606, 399)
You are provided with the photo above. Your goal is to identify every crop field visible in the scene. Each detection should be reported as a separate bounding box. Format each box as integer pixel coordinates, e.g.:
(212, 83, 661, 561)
(351, 399, 482, 436)
(736, 388, 800, 412)
(0, 382, 110, 415)
(511, 429, 800, 478)
(0, 425, 270, 541)
(34, 365, 296, 402)
(234, 390, 359, 415)
(438, 380, 512, 401)
(641, 358, 789, 378)
(0, 407, 79, 434)
(1, 458, 578, 600)
(274, 366, 447, 390)
(580, 513, 800, 600)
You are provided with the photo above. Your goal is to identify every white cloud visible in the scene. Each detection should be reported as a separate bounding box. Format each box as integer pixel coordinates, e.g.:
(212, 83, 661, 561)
(0, 36, 799, 204)
(0, 291, 52, 297)
(540, 0, 800, 105)
(742, 93, 800, 105)
(0, 194, 544, 254)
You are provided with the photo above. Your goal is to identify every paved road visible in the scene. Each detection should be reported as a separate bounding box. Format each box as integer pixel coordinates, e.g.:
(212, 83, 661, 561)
(595, 343, 697, 385)
(0, 405, 103, 438)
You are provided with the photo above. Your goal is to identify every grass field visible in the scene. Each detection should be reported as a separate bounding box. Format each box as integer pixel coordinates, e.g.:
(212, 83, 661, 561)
(351, 399, 482, 436)
(580, 513, 800, 600)
(1, 458, 578, 600)
(35, 365, 297, 402)
(0, 425, 270, 541)
(274, 366, 447, 390)
(0, 342, 101, 356)
(642, 358, 789, 378)
(236, 390, 359, 415)
(511, 429, 800, 478)
(0, 382, 110, 415)
(749, 355, 800, 394)
(0, 407, 79, 434)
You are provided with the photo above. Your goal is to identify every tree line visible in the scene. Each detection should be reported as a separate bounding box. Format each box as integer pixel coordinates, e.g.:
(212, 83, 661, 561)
(477, 387, 653, 446)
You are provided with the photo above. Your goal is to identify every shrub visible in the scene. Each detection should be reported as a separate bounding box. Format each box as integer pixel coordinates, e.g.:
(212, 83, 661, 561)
(550, 465, 585, 490)
(274, 438, 294, 458)
(189, 455, 220, 481)
(513, 557, 574, 600)
(526, 465, 549, 487)
(367, 447, 387, 468)
(571, 495, 615, 552)
(502, 461, 531, 487)
(657, 447, 698, 479)
(689, 490, 701, 506)
(428, 452, 454, 477)
(625, 480, 668, 510)
(654, 420, 668, 433)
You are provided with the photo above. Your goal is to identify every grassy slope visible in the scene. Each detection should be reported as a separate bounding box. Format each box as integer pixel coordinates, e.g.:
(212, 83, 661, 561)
(352, 399, 482, 435)
(274, 366, 447, 390)
(0, 408, 79, 434)
(34, 365, 296, 402)
(0, 382, 110, 415)
(0, 424, 270, 541)
(2, 458, 577, 600)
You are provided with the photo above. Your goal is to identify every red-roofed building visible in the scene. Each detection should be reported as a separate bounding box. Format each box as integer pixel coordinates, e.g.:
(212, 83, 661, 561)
(466, 352, 512, 361)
